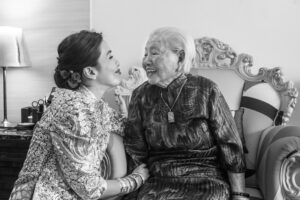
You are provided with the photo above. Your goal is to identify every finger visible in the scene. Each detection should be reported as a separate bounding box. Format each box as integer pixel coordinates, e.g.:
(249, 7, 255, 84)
(139, 163, 146, 167)
(114, 97, 120, 103)
(118, 95, 126, 104)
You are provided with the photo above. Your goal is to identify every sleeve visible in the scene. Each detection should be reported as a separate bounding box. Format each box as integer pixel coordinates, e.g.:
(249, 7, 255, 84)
(123, 89, 148, 200)
(124, 89, 148, 169)
(50, 108, 107, 200)
(9, 112, 53, 200)
(208, 84, 246, 173)
(103, 103, 126, 137)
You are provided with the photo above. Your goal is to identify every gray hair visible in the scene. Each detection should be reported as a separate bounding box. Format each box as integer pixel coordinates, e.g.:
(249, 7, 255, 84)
(148, 27, 196, 73)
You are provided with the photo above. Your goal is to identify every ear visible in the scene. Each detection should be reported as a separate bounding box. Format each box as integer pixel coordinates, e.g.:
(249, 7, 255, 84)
(177, 50, 185, 64)
(82, 66, 98, 80)
(176, 50, 185, 72)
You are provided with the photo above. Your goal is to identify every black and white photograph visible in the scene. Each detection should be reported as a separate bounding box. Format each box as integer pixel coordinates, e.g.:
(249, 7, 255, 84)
(0, 0, 299, 199)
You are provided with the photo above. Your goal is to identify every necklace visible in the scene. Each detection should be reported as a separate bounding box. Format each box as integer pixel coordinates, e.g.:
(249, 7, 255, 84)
(160, 79, 187, 123)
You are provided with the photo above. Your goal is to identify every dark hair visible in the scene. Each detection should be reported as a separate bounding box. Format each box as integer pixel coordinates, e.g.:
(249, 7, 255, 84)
(54, 30, 103, 90)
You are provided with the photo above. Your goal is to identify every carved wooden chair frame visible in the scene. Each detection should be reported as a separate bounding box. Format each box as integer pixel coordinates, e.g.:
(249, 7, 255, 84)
(194, 37, 298, 126)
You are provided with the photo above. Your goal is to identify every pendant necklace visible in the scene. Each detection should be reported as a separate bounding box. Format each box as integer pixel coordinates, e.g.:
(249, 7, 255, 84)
(160, 79, 187, 123)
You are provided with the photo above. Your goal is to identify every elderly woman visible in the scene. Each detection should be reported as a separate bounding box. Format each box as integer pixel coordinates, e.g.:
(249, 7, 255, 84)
(9, 30, 149, 200)
(123, 27, 249, 200)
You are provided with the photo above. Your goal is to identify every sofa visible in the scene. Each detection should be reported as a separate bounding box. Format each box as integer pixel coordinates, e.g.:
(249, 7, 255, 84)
(190, 37, 299, 200)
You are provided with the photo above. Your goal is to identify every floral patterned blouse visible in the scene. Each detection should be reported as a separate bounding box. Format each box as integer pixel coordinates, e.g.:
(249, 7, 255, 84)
(9, 86, 124, 200)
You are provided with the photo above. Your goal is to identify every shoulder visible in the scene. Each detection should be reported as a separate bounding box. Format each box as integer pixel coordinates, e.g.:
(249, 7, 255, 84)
(186, 74, 218, 91)
(131, 81, 155, 100)
(49, 88, 99, 137)
(50, 88, 88, 116)
(184, 74, 223, 105)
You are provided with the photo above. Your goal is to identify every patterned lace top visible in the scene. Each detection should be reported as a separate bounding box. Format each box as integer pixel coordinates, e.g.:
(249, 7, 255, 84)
(10, 86, 124, 200)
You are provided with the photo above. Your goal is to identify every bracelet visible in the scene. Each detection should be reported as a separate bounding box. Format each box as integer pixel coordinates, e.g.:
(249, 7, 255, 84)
(117, 178, 129, 194)
(126, 176, 137, 191)
(131, 173, 143, 187)
(231, 192, 250, 198)
(118, 175, 140, 195)
(123, 177, 133, 192)
(132, 172, 145, 184)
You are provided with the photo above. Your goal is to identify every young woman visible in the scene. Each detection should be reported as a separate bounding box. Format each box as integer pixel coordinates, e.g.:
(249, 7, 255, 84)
(9, 30, 149, 200)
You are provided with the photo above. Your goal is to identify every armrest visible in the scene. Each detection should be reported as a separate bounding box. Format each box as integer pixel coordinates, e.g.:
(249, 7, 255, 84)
(256, 133, 300, 200)
(257, 126, 300, 166)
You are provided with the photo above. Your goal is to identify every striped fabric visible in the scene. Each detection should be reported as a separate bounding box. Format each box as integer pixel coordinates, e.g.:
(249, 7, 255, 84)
(124, 74, 246, 200)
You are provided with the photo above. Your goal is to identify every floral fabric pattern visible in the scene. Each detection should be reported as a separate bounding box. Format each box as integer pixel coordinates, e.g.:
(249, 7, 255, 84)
(9, 86, 124, 200)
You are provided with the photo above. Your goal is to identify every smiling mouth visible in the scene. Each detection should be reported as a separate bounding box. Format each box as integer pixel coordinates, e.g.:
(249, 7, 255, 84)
(145, 68, 157, 76)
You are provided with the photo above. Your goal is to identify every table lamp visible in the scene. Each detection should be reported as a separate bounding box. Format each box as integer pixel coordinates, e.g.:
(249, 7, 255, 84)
(0, 26, 31, 128)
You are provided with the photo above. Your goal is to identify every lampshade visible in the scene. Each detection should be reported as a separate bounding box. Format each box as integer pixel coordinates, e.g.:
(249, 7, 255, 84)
(0, 26, 31, 67)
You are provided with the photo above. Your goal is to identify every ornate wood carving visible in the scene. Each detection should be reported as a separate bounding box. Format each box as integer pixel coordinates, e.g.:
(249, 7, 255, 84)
(281, 151, 300, 199)
(194, 37, 298, 125)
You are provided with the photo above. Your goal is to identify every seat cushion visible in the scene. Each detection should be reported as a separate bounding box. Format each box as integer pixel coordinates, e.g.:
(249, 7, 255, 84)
(246, 187, 263, 200)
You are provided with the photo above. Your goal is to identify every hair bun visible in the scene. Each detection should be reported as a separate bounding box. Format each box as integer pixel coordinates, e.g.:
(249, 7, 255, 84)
(60, 70, 72, 80)
(54, 30, 103, 90)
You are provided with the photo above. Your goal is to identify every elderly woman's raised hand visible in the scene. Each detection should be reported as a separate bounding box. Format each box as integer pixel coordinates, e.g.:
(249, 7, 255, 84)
(114, 89, 128, 118)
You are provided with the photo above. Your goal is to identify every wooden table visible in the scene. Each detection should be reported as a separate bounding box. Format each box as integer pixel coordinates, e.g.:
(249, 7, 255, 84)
(0, 128, 32, 200)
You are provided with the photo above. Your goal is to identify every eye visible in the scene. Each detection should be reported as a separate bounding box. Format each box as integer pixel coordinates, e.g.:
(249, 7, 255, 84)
(109, 55, 113, 59)
(150, 50, 159, 55)
(144, 53, 148, 57)
(217, 54, 226, 59)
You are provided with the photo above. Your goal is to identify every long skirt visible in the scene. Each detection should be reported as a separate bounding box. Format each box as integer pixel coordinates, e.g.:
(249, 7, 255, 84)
(135, 176, 230, 200)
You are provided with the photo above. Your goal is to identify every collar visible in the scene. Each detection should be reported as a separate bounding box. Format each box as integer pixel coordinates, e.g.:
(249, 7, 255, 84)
(77, 85, 104, 104)
(163, 73, 187, 91)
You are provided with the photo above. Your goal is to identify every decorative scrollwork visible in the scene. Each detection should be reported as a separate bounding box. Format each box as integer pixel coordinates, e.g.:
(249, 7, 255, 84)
(193, 37, 298, 125)
(281, 151, 300, 199)
(195, 37, 237, 69)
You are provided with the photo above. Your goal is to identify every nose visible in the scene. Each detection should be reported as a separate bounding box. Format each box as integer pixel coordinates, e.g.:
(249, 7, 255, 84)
(142, 57, 151, 69)
(115, 59, 120, 68)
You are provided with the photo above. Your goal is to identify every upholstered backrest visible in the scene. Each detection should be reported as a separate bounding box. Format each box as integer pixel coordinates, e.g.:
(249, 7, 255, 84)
(192, 37, 298, 187)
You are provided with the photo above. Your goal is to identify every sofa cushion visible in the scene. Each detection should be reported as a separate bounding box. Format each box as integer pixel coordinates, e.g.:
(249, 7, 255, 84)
(234, 107, 248, 153)
(242, 82, 281, 187)
(246, 187, 263, 200)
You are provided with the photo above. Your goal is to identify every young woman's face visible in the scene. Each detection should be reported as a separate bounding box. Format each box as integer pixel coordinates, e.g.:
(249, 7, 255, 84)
(95, 40, 121, 87)
(142, 37, 180, 85)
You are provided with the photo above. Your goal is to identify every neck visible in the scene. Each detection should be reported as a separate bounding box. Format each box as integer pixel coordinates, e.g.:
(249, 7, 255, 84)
(84, 83, 109, 99)
(156, 73, 182, 88)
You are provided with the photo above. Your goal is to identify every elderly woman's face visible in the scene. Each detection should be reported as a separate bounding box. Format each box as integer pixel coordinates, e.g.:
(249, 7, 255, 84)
(142, 38, 180, 85)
